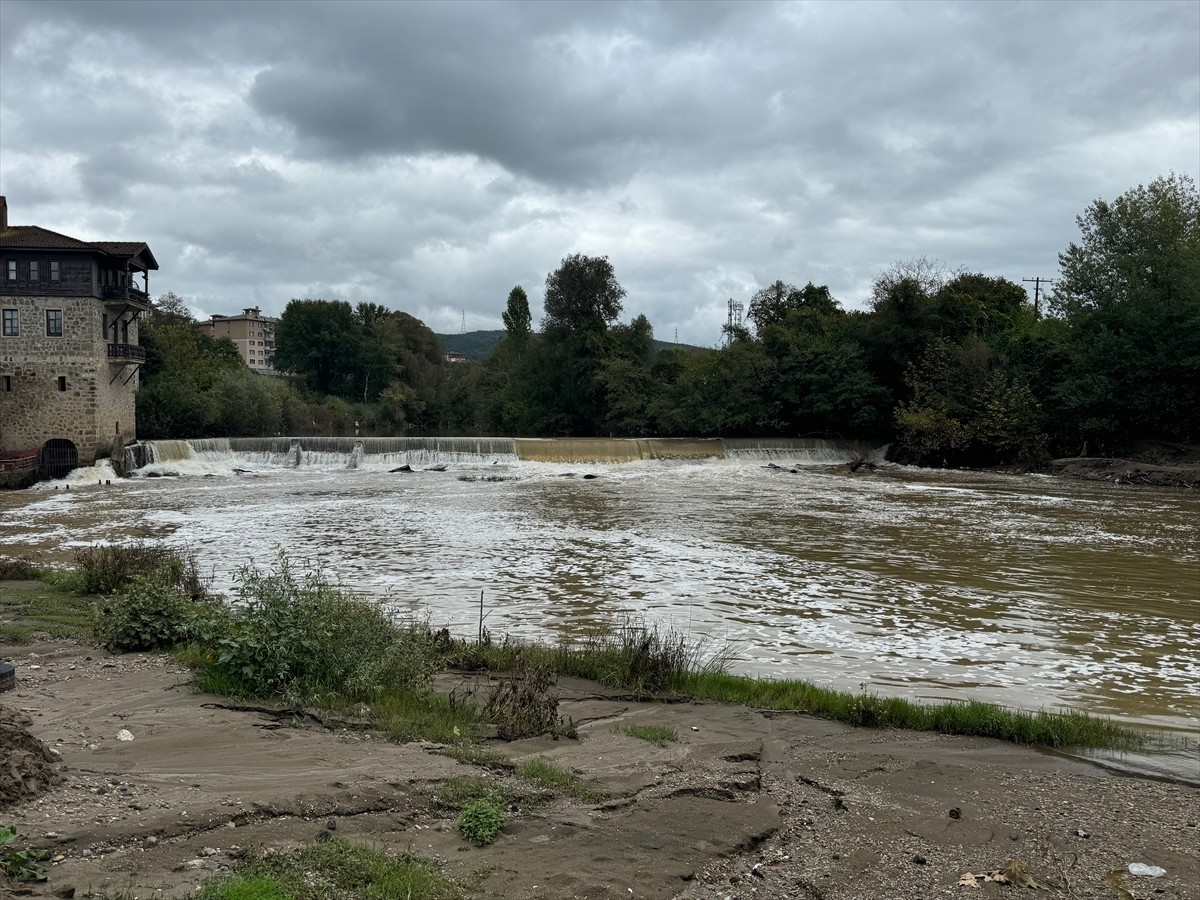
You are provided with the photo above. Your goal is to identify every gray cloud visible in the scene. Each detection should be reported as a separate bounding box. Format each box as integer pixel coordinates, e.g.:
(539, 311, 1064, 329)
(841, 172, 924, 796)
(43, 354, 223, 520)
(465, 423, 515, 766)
(1, 0, 1196, 343)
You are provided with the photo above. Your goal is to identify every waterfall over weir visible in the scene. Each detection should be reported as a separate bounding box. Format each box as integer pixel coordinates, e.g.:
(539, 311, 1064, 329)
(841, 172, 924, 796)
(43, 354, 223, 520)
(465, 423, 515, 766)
(123, 435, 887, 474)
(722, 437, 888, 465)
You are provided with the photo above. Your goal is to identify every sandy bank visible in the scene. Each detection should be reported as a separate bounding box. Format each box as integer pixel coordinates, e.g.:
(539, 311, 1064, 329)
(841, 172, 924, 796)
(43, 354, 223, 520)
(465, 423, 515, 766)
(1, 641, 1197, 900)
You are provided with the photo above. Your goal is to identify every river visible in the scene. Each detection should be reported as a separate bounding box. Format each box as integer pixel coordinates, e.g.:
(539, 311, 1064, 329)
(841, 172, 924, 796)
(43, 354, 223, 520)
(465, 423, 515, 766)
(2, 438, 1197, 753)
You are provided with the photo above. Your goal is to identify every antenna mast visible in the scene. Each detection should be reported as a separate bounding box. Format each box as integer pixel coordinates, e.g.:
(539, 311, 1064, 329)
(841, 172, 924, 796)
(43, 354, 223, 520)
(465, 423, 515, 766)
(725, 297, 744, 345)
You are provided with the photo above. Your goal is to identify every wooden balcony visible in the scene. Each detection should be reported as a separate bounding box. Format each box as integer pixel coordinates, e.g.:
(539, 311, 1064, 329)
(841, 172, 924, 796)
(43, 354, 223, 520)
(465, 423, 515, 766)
(101, 285, 151, 305)
(107, 342, 146, 362)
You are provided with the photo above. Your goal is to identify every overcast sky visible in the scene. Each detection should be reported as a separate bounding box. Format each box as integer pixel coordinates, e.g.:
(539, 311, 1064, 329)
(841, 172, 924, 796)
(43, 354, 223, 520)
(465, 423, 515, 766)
(1, 0, 1197, 345)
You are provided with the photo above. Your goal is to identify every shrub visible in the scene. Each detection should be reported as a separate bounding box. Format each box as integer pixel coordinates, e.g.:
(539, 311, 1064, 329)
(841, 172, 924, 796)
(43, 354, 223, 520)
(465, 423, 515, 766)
(484, 664, 572, 741)
(203, 555, 437, 707)
(93, 569, 227, 653)
(71, 543, 207, 597)
(0, 556, 39, 581)
(458, 797, 505, 846)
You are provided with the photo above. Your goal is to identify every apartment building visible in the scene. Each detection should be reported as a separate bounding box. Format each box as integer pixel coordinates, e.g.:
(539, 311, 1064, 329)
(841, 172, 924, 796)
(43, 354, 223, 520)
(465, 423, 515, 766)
(0, 195, 157, 478)
(197, 307, 279, 374)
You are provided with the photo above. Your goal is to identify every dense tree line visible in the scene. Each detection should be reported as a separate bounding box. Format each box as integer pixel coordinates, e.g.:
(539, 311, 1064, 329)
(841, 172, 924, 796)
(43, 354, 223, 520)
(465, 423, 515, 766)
(137, 175, 1198, 465)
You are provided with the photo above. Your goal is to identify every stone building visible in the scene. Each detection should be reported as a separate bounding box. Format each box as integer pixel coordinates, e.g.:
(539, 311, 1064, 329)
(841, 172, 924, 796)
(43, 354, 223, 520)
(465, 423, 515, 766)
(0, 196, 158, 478)
(197, 306, 279, 373)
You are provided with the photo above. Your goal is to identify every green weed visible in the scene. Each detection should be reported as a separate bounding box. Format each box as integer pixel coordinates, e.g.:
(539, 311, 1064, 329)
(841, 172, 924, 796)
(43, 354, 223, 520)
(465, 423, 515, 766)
(197, 554, 439, 708)
(0, 580, 92, 643)
(441, 743, 514, 771)
(621, 723, 678, 746)
(458, 797, 505, 846)
(68, 542, 207, 597)
(199, 837, 461, 899)
(517, 758, 600, 802)
(0, 556, 40, 580)
(0, 824, 47, 882)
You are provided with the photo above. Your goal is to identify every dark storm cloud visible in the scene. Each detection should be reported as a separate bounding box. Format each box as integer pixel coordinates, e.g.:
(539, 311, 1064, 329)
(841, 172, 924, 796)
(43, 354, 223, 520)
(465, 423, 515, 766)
(0, 0, 1196, 342)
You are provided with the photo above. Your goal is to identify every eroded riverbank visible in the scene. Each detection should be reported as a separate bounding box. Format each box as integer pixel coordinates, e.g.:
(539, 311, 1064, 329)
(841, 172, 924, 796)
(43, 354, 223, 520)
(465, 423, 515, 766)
(3, 640, 1199, 900)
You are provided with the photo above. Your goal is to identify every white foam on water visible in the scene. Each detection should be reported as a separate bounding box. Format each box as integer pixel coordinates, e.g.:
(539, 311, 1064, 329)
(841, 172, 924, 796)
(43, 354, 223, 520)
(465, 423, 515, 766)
(2, 456, 1197, 735)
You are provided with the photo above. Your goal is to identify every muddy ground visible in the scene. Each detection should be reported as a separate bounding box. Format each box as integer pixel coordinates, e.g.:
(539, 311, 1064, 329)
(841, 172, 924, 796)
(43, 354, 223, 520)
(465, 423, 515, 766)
(1, 641, 1197, 900)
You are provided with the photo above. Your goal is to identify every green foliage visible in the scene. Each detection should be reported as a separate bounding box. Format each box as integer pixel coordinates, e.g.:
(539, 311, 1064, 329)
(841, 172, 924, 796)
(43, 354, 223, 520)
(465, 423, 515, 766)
(542, 253, 625, 334)
(432, 777, 510, 811)
(501, 285, 532, 343)
(69, 543, 205, 597)
(669, 671, 1143, 750)
(0, 824, 47, 882)
(747, 280, 837, 333)
(0, 555, 39, 580)
(0, 579, 93, 643)
(620, 723, 678, 747)
(198, 837, 461, 900)
(458, 797, 505, 846)
(1050, 173, 1200, 449)
(92, 571, 219, 653)
(370, 688, 487, 744)
(194, 875, 291, 900)
(200, 555, 438, 707)
(517, 759, 599, 801)
(274, 299, 362, 396)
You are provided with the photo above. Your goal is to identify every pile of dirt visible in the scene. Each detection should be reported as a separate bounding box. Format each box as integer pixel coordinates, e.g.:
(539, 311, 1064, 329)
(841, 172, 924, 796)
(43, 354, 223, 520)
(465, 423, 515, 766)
(0, 702, 62, 808)
(1048, 456, 1200, 488)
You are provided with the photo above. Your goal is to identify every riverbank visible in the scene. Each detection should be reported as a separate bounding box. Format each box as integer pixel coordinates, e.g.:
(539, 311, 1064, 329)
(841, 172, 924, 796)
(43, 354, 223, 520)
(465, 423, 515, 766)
(2, 640, 1199, 900)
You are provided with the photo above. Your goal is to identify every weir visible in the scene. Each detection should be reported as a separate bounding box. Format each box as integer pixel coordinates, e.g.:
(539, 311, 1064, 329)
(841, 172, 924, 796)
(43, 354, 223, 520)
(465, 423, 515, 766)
(514, 437, 723, 462)
(722, 437, 887, 464)
(122, 435, 888, 473)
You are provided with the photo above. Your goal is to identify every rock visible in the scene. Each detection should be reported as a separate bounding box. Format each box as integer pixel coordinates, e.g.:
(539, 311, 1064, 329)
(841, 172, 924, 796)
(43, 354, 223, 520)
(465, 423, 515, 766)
(116, 729, 134, 742)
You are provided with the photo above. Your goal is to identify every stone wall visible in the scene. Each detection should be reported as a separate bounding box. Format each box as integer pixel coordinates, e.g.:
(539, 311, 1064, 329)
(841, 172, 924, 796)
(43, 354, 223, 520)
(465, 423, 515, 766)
(0, 295, 138, 463)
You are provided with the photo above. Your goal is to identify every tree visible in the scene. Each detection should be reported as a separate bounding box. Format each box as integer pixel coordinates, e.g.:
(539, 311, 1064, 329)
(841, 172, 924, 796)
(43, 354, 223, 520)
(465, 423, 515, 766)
(542, 254, 625, 334)
(1049, 174, 1200, 447)
(501, 285, 532, 343)
(1053, 173, 1199, 316)
(747, 280, 799, 333)
(871, 256, 958, 307)
(274, 299, 361, 396)
(150, 291, 194, 326)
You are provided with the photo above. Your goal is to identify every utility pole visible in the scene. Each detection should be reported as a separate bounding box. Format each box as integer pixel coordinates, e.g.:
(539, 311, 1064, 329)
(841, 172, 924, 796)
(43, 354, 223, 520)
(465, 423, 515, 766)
(1023, 277, 1054, 318)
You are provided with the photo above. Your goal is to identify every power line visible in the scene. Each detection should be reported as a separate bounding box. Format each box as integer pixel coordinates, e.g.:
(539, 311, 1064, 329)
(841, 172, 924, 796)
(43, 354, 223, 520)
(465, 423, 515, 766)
(1023, 277, 1055, 318)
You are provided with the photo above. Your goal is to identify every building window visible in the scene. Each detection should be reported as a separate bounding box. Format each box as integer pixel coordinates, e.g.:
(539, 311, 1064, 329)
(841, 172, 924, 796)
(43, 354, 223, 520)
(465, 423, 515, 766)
(2, 376, 11, 392)
(50, 260, 60, 281)
(1, 309, 17, 336)
(29, 261, 39, 280)
(5, 261, 14, 281)
(57, 376, 68, 392)
(46, 309, 63, 337)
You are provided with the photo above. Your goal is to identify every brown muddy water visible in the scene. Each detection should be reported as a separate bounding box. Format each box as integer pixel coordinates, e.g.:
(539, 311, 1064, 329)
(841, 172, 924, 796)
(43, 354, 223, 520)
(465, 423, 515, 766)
(2, 439, 1197, 770)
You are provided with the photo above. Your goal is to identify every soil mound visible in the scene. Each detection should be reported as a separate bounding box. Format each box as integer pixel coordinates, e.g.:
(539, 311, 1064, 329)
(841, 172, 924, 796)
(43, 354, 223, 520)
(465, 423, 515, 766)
(0, 703, 62, 809)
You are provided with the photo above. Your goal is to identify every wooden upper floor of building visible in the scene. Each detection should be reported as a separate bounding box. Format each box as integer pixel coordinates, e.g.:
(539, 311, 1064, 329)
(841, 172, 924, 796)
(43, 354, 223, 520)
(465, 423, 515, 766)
(0, 196, 158, 307)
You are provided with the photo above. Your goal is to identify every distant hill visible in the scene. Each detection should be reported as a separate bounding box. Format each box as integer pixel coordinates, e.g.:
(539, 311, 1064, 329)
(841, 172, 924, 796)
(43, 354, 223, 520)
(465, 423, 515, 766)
(436, 331, 506, 360)
(436, 330, 704, 361)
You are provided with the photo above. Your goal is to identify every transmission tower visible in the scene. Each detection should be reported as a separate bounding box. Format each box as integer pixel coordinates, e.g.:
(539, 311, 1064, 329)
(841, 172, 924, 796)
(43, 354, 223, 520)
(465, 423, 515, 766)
(460, 309, 466, 334)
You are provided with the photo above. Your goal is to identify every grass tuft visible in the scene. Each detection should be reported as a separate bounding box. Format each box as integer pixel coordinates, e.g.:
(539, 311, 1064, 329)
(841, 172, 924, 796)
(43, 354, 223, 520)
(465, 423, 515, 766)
(620, 723, 679, 747)
(197, 837, 461, 900)
(517, 758, 601, 802)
